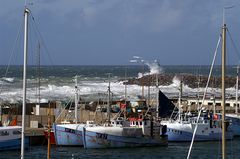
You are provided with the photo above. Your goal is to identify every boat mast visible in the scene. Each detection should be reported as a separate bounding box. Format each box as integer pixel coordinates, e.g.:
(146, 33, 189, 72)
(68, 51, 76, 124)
(156, 74, 159, 119)
(221, 22, 227, 159)
(235, 65, 239, 114)
(141, 64, 144, 98)
(178, 80, 182, 123)
(212, 78, 216, 115)
(74, 76, 79, 124)
(21, 8, 29, 159)
(36, 42, 40, 115)
(124, 67, 127, 119)
(107, 73, 111, 123)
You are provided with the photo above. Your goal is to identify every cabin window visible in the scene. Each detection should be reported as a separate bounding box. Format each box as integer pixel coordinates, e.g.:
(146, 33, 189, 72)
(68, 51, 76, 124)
(191, 102, 195, 105)
(208, 102, 213, 105)
(13, 130, 21, 135)
(234, 104, 239, 106)
(136, 121, 139, 125)
(117, 122, 119, 125)
(140, 122, 142, 125)
(199, 102, 202, 105)
(216, 103, 221, 106)
(0, 131, 9, 136)
(226, 103, 230, 106)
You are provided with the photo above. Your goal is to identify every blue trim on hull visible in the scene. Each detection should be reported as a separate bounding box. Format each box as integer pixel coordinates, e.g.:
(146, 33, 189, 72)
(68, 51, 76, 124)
(167, 128, 233, 142)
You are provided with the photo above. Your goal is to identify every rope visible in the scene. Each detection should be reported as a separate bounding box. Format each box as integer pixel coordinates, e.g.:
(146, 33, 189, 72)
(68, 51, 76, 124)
(187, 34, 221, 159)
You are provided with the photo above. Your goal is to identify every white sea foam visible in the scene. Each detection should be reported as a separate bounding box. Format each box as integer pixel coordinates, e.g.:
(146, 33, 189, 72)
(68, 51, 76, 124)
(2, 77, 15, 82)
(145, 61, 163, 75)
(0, 77, 238, 103)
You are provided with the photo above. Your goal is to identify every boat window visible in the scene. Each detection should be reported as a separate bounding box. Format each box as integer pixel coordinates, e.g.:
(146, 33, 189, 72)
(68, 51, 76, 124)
(140, 122, 142, 125)
(13, 130, 21, 135)
(0, 131, 9, 136)
(136, 121, 138, 125)
(208, 102, 213, 105)
(226, 103, 230, 106)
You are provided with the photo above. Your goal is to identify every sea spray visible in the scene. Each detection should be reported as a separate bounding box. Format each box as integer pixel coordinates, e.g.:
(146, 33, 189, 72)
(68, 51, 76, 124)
(0, 65, 238, 103)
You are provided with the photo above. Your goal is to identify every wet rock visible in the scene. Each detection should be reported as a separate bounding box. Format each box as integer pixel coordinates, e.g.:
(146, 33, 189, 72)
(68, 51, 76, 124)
(123, 73, 236, 88)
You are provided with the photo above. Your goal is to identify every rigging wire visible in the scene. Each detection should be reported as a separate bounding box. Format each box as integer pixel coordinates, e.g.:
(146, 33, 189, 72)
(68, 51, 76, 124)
(0, 19, 24, 95)
(227, 28, 240, 63)
(28, 12, 55, 66)
(187, 34, 222, 159)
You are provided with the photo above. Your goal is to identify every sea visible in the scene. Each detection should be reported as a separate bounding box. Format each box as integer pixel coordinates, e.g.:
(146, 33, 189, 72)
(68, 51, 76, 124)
(1, 65, 240, 158)
(0, 65, 239, 103)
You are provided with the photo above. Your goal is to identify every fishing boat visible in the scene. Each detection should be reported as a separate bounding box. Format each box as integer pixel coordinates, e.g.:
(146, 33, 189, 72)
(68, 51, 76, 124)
(82, 116, 167, 148)
(187, 14, 231, 159)
(82, 76, 168, 149)
(0, 126, 29, 151)
(161, 80, 233, 141)
(53, 76, 96, 146)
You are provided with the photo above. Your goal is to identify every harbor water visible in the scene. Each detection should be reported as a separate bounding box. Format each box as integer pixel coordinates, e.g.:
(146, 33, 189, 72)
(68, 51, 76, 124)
(0, 138, 239, 159)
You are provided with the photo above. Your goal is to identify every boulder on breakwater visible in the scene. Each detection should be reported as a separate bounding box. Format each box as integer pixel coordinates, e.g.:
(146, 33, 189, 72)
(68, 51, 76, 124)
(123, 73, 236, 88)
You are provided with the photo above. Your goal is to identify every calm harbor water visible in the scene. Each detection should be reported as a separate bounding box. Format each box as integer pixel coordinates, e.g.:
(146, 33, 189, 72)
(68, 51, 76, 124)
(1, 138, 239, 159)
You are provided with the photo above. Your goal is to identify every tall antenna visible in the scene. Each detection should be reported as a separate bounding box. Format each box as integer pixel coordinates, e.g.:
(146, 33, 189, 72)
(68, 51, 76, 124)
(223, 5, 234, 25)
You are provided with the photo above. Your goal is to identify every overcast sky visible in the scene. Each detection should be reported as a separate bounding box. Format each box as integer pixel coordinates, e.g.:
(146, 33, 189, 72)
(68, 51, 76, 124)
(1, 0, 240, 65)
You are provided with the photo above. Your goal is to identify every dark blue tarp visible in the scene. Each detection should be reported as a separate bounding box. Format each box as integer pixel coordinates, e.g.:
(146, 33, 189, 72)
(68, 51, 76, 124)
(158, 90, 176, 118)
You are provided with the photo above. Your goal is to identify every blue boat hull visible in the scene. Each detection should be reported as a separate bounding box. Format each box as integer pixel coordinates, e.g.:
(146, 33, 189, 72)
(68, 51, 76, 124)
(226, 115, 240, 136)
(0, 137, 29, 151)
